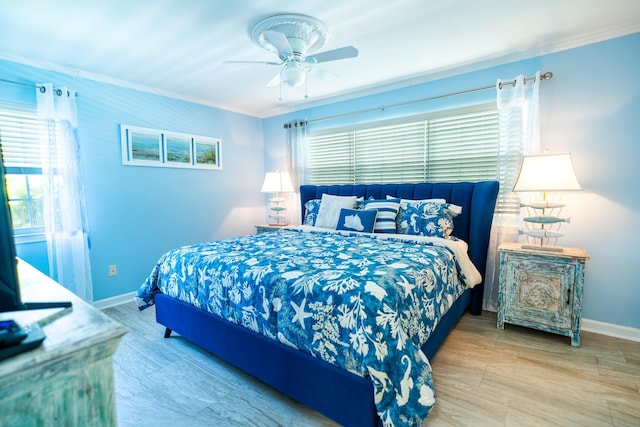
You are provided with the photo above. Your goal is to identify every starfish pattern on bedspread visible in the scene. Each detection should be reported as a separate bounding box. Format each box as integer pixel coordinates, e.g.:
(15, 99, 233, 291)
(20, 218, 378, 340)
(136, 228, 469, 426)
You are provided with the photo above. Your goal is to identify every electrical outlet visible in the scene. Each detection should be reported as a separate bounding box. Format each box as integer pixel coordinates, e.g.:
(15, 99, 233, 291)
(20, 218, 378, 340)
(108, 265, 117, 277)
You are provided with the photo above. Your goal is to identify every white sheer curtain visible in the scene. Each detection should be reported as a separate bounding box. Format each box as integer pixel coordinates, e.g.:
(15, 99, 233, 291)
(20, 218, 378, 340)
(37, 84, 93, 302)
(483, 72, 541, 311)
(286, 120, 309, 189)
(286, 120, 309, 224)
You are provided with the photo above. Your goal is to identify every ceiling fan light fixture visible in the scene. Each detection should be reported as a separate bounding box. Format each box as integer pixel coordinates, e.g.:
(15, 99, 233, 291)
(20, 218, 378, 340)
(280, 62, 305, 87)
(238, 13, 358, 98)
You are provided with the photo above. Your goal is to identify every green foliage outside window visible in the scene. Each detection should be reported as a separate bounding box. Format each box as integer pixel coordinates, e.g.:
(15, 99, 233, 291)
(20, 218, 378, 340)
(5, 173, 44, 229)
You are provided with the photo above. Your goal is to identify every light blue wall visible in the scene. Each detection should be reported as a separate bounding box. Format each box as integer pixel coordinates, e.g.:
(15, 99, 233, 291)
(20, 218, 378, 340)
(263, 33, 640, 330)
(1, 59, 266, 301)
(3, 33, 638, 329)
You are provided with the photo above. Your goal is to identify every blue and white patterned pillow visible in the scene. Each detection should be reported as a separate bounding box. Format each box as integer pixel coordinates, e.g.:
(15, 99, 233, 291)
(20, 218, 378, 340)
(355, 197, 370, 209)
(303, 199, 322, 226)
(363, 198, 401, 233)
(336, 208, 377, 233)
(392, 197, 446, 232)
(397, 201, 461, 238)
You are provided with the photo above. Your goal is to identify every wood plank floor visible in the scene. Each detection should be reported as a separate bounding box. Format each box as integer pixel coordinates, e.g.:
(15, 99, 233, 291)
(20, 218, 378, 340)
(102, 302, 640, 426)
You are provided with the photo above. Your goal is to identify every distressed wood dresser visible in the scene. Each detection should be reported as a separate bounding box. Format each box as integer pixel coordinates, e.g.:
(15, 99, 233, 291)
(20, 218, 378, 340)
(0, 260, 127, 426)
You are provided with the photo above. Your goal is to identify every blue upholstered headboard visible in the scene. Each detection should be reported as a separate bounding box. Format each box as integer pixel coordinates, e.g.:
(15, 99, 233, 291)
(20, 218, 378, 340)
(299, 181, 499, 314)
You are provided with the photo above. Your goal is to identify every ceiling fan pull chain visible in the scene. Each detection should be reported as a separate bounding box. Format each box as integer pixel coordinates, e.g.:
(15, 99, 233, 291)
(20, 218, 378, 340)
(279, 79, 283, 102)
(305, 76, 309, 99)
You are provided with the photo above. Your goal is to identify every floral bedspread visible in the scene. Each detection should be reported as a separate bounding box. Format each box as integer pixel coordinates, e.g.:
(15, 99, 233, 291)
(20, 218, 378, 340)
(136, 227, 478, 426)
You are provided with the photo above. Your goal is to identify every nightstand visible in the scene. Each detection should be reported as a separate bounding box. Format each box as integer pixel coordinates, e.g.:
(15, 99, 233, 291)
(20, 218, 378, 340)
(497, 242, 589, 346)
(255, 224, 289, 234)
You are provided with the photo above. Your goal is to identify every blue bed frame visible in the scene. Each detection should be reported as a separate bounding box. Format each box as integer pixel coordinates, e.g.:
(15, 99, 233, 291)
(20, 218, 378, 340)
(156, 181, 498, 427)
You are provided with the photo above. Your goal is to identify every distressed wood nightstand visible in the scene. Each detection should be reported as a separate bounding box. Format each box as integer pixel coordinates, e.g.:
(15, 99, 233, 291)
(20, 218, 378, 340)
(497, 242, 589, 346)
(255, 224, 289, 234)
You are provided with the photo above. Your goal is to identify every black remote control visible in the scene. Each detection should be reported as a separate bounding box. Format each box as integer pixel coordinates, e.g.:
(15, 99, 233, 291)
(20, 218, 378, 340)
(0, 319, 28, 348)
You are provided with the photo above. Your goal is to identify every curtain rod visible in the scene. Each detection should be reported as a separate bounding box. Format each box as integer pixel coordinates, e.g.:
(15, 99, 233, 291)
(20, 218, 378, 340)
(0, 78, 80, 96)
(284, 71, 552, 128)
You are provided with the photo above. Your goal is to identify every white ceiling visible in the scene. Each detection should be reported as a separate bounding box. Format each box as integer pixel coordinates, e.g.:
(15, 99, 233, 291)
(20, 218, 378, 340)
(1, 0, 638, 118)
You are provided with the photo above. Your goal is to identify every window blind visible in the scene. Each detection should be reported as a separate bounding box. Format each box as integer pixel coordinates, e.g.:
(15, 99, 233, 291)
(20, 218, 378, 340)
(355, 121, 426, 183)
(308, 130, 354, 184)
(426, 110, 499, 181)
(0, 100, 41, 171)
(307, 105, 517, 214)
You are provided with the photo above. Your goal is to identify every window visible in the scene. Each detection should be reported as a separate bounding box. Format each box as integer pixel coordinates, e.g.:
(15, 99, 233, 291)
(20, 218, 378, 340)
(308, 104, 514, 213)
(0, 100, 44, 234)
(5, 173, 44, 229)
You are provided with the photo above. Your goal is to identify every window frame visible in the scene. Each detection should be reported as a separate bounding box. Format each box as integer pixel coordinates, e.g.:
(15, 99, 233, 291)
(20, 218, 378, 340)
(4, 167, 44, 234)
(0, 99, 46, 239)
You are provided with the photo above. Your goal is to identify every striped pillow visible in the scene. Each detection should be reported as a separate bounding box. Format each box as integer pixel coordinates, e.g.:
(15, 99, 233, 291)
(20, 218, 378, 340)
(363, 198, 401, 233)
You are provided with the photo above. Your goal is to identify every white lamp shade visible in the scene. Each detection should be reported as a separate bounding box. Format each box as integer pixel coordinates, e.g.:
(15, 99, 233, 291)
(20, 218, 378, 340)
(513, 153, 582, 192)
(261, 171, 294, 193)
(280, 62, 305, 87)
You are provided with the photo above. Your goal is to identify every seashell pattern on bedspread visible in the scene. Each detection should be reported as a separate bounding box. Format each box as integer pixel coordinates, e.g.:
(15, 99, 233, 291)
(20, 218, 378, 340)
(136, 227, 476, 426)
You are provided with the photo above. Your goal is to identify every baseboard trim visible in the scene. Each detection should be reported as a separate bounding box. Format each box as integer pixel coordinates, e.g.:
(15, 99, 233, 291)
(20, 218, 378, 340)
(93, 291, 136, 310)
(581, 318, 640, 343)
(484, 307, 639, 343)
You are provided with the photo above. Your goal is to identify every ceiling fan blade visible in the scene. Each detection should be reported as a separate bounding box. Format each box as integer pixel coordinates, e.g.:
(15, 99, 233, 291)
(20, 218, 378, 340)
(309, 67, 339, 81)
(266, 72, 282, 87)
(224, 60, 282, 66)
(306, 46, 359, 63)
(263, 30, 293, 57)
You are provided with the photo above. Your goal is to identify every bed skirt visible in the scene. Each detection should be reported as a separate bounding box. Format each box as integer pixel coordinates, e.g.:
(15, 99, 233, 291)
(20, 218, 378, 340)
(155, 288, 471, 427)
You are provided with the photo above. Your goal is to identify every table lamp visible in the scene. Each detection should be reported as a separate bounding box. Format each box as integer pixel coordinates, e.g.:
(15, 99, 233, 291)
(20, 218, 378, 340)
(513, 153, 582, 252)
(260, 170, 294, 225)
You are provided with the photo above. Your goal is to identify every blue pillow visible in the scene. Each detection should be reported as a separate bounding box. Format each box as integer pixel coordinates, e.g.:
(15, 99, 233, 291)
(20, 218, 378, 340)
(397, 201, 460, 238)
(363, 198, 401, 233)
(303, 199, 321, 226)
(336, 208, 377, 233)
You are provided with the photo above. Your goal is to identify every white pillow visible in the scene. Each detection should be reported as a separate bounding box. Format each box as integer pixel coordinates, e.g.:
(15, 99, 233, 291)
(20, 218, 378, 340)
(314, 194, 357, 229)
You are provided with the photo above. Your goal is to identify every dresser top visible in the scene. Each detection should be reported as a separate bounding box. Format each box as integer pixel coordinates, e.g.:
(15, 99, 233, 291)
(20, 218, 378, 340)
(0, 260, 127, 375)
(499, 242, 589, 260)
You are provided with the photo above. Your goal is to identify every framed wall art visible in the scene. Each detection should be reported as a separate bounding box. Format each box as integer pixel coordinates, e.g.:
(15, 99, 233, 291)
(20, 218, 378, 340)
(128, 128, 162, 164)
(194, 137, 221, 169)
(120, 125, 222, 170)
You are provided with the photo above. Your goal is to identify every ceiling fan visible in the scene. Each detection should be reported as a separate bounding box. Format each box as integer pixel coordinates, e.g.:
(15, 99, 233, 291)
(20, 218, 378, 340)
(227, 14, 359, 92)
